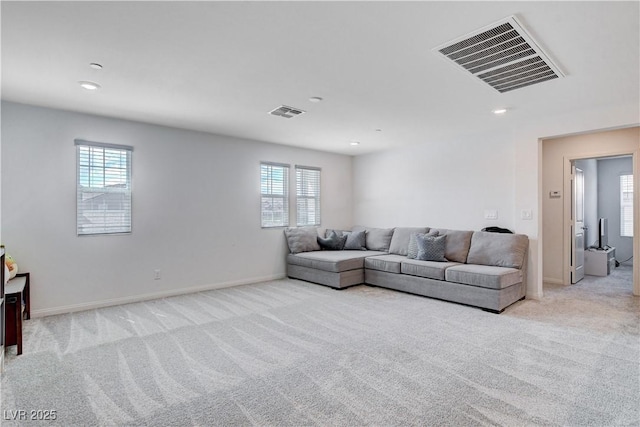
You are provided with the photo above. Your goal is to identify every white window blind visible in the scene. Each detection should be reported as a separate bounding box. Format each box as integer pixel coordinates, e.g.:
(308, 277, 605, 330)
(620, 174, 633, 237)
(296, 166, 321, 226)
(261, 162, 289, 227)
(76, 140, 132, 235)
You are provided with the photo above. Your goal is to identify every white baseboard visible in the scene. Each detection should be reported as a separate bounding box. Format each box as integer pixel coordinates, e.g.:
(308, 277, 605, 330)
(543, 277, 564, 285)
(31, 273, 287, 318)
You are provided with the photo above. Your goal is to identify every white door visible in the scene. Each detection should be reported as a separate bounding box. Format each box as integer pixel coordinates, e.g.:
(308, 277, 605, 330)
(572, 166, 585, 283)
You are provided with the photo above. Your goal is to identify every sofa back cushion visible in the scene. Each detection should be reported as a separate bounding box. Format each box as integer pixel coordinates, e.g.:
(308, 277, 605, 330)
(284, 227, 321, 254)
(343, 230, 367, 250)
(466, 231, 529, 269)
(432, 228, 474, 263)
(352, 226, 395, 251)
(388, 227, 428, 256)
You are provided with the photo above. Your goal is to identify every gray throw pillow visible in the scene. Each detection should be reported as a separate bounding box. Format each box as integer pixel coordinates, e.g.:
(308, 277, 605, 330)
(407, 230, 439, 259)
(343, 230, 366, 250)
(318, 230, 347, 250)
(325, 229, 348, 238)
(416, 234, 447, 262)
(284, 227, 321, 254)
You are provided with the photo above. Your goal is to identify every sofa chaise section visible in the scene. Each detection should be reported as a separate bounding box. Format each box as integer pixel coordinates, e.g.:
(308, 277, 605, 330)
(287, 250, 386, 289)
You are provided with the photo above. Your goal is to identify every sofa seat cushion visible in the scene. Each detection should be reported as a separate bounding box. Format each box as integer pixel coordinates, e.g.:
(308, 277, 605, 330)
(364, 254, 406, 274)
(287, 250, 386, 273)
(401, 259, 461, 280)
(445, 264, 523, 290)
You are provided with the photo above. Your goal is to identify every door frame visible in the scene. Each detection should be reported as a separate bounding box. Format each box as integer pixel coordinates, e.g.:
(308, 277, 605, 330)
(562, 150, 639, 295)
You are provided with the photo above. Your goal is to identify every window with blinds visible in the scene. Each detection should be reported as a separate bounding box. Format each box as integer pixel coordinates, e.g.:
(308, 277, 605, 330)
(261, 162, 289, 227)
(620, 174, 633, 237)
(296, 166, 321, 226)
(76, 140, 132, 235)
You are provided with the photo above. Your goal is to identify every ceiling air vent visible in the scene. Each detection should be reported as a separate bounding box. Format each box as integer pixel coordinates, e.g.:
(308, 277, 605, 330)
(433, 16, 564, 93)
(268, 105, 306, 119)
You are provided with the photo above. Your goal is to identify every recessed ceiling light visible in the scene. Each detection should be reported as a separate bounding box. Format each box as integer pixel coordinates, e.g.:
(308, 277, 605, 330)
(309, 96, 323, 103)
(79, 81, 101, 91)
(350, 141, 360, 146)
(492, 108, 508, 115)
(375, 129, 382, 132)
(89, 63, 103, 70)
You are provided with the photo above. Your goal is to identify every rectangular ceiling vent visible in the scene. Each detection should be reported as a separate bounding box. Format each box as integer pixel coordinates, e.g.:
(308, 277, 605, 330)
(269, 105, 306, 119)
(433, 16, 564, 93)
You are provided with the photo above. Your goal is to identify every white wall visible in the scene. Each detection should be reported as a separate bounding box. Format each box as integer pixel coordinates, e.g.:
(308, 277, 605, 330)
(353, 130, 516, 231)
(598, 157, 634, 263)
(1, 102, 353, 316)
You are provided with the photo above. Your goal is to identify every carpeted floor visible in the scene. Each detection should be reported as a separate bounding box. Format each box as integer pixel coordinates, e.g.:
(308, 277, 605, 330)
(507, 264, 639, 335)
(1, 267, 638, 426)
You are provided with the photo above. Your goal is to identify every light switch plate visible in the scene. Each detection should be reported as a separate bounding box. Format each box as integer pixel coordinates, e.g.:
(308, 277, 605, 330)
(521, 209, 533, 220)
(484, 209, 498, 220)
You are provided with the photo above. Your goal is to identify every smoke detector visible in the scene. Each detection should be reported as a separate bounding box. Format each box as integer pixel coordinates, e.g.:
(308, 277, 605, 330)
(433, 16, 564, 93)
(268, 105, 306, 119)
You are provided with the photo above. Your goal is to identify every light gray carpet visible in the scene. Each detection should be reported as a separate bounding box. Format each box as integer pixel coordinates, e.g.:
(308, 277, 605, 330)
(1, 273, 639, 426)
(508, 264, 639, 335)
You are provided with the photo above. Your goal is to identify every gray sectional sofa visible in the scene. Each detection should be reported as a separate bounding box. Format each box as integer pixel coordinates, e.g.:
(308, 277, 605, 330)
(285, 226, 528, 313)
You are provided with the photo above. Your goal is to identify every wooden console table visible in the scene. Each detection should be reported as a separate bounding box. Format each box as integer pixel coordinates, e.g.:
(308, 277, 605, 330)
(5, 272, 30, 355)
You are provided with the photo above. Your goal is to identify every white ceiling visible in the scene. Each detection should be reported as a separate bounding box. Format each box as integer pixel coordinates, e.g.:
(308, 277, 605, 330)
(2, 1, 639, 155)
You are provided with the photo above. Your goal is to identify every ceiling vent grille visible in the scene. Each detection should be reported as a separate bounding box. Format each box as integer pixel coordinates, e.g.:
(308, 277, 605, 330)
(433, 16, 564, 93)
(269, 105, 306, 119)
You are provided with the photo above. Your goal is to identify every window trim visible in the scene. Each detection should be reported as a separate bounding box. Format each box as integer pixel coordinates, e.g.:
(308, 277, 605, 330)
(260, 161, 290, 228)
(620, 173, 633, 237)
(75, 139, 133, 236)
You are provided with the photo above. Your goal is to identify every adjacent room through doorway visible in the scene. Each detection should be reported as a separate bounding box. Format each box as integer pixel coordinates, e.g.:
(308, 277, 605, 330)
(541, 125, 639, 298)
(572, 155, 634, 288)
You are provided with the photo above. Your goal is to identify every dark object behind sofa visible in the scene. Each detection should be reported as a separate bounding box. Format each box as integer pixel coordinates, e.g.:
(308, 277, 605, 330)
(481, 226, 513, 234)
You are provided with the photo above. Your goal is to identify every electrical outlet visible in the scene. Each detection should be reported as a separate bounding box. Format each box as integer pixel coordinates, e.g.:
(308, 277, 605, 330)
(154, 269, 161, 280)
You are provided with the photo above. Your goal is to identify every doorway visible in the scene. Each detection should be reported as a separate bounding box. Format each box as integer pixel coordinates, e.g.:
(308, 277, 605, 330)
(569, 156, 634, 288)
(540, 125, 639, 298)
